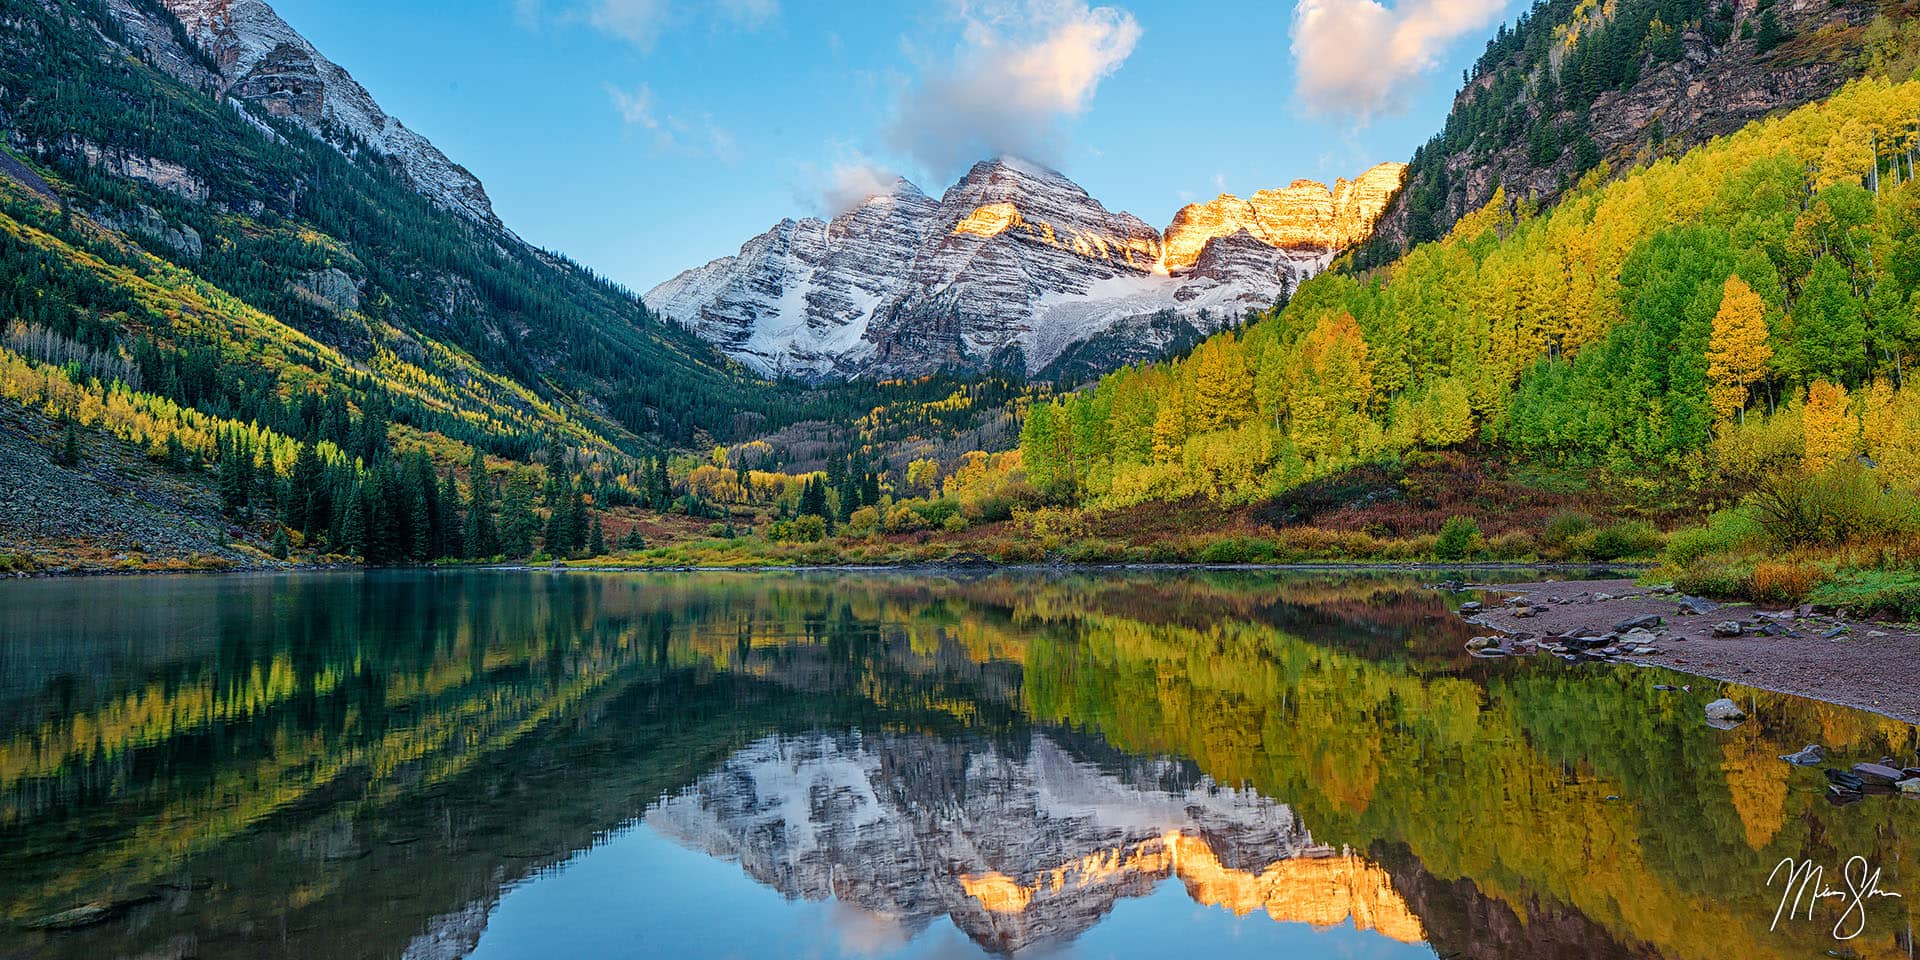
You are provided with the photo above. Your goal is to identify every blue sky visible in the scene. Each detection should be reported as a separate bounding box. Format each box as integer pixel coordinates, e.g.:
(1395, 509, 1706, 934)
(271, 0, 1515, 292)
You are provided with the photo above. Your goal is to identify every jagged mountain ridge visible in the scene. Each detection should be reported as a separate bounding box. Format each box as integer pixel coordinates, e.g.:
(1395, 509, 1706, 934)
(645, 730, 1426, 955)
(150, 0, 503, 229)
(646, 158, 1405, 382)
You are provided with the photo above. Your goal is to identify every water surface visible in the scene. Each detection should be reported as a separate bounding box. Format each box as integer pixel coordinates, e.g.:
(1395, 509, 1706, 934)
(2, 570, 1916, 959)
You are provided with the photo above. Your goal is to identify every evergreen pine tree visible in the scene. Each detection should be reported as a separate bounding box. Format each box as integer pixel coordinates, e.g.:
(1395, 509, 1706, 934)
(54, 419, 79, 467)
(587, 512, 606, 556)
(287, 442, 321, 533)
(464, 451, 499, 559)
(500, 475, 538, 558)
(438, 469, 462, 558)
(341, 481, 370, 560)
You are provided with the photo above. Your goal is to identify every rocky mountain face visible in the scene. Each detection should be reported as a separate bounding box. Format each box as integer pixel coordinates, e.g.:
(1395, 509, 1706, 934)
(645, 730, 1426, 955)
(143, 0, 502, 229)
(645, 158, 1405, 382)
(1161, 164, 1405, 272)
(1368, 0, 1876, 256)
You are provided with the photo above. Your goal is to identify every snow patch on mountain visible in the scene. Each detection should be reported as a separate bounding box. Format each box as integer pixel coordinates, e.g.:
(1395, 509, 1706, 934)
(647, 157, 1401, 381)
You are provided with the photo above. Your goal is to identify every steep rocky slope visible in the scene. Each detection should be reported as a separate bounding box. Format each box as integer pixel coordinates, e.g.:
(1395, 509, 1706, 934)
(646, 730, 1426, 955)
(1367, 0, 1881, 258)
(145, 0, 501, 228)
(646, 158, 1404, 382)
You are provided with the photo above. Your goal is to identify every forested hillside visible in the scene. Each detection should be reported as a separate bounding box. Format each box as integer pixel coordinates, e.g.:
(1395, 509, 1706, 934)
(1362, 0, 1890, 261)
(0, 0, 988, 568)
(1022, 77, 1920, 511)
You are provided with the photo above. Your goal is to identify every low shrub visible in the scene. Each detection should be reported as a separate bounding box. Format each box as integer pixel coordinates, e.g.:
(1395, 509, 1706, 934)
(1747, 464, 1920, 547)
(1060, 538, 1127, 563)
(1671, 557, 1754, 598)
(1747, 561, 1829, 604)
(1663, 509, 1763, 566)
(1541, 511, 1593, 549)
(768, 515, 827, 543)
(1483, 530, 1536, 560)
(1197, 536, 1278, 564)
(991, 540, 1046, 563)
(1434, 516, 1481, 561)
(1810, 570, 1920, 620)
(1568, 520, 1660, 561)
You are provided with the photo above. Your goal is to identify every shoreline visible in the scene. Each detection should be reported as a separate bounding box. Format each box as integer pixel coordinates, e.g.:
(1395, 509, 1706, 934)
(1, 558, 1646, 580)
(12, 562, 1915, 722)
(1466, 578, 1920, 724)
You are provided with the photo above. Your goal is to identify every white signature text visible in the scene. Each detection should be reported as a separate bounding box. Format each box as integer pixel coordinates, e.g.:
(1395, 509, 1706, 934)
(1768, 856, 1904, 940)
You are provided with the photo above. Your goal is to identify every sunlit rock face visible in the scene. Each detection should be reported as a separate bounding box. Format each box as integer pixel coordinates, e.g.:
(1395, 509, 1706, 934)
(864, 157, 1168, 379)
(645, 158, 1400, 382)
(156, 0, 502, 229)
(645, 731, 1425, 955)
(1161, 162, 1407, 272)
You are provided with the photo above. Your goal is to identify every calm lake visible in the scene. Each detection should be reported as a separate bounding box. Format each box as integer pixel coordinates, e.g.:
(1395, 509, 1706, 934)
(2, 569, 1917, 959)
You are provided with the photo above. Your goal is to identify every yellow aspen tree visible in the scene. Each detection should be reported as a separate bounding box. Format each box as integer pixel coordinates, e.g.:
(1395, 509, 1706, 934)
(1418, 377, 1476, 446)
(1801, 379, 1857, 470)
(1151, 388, 1187, 464)
(1705, 276, 1773, 422)
(1191, 339, 1254, 433)
(1286, 313, 1375, 459)
(1860, 380, 1920, 485)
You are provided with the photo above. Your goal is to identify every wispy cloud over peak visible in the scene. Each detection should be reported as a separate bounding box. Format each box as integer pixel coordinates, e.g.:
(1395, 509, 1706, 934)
(886, 0, 1141, 177)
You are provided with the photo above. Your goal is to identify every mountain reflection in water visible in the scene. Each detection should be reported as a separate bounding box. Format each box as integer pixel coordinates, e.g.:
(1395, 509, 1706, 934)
(0, 569, 1916, 959)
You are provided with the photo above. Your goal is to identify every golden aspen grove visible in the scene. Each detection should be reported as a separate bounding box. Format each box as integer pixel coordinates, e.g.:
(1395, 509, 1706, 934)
(999, 77, 1920, 611)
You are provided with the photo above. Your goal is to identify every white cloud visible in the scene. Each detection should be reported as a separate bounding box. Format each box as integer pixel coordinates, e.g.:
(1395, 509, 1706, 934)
(717, 0, 779, 28)
(589, 0, 670, 48)
(606, 82, 658, 129)
(607, 82, 737, 162)
(821, 159, 902, 215)
(524, 0, 777, 48)
(887, 0, 1141, 176)
(1291, 0, 1506, 119)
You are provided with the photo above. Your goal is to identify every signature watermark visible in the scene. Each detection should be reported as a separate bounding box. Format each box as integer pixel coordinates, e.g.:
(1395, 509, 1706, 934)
(1768, 856, 1904, 940)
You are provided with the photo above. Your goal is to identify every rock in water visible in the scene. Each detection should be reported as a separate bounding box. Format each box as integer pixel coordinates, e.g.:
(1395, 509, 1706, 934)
(1826, 768, 1867, 791)
(24, 903, 112, 930)
(1711, 621, 1744, 637)
(1704, 698, 1746, 723)
(1779, 744, 1826, 766)
(1614, 614, 1663, 632)
(1853, 762, 1906, 785)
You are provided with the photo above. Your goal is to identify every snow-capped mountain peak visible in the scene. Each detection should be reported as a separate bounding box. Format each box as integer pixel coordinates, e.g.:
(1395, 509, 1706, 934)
(157, 0, 503, 230)
(645, 159, 1405, 382)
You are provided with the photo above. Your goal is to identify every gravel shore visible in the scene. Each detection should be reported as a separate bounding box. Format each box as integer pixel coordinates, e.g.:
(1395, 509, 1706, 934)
(1465, 577, 1920, 723)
